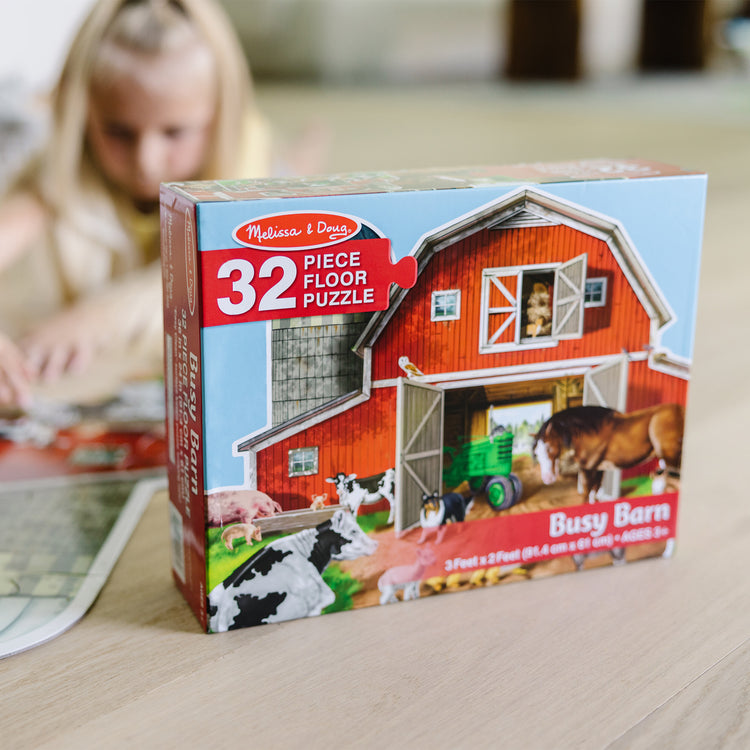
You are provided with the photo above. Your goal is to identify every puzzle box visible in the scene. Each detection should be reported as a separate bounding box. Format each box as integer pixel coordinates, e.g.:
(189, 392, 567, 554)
(160, 159, 706, 633)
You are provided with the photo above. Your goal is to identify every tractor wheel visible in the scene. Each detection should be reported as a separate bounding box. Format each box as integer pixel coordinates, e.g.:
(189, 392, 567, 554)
(485, 475, 515, 510)
(470, 476, 486, 495)
(509, 473, 523, 504)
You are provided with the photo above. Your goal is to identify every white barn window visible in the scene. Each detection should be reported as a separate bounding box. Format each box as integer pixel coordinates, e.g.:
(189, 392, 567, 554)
(431, 289, 461, 321)
(479, 254, 588, 353)
(584, 277, 607, 308)
(288, 447, 319, 477)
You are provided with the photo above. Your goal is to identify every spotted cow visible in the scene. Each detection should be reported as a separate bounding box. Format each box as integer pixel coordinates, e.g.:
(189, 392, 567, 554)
(207, 510, 378, 631)
(325, 468, 395, 523)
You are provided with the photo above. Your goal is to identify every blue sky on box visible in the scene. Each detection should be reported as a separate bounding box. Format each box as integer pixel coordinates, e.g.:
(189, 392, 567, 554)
(196, 176, 707, 490)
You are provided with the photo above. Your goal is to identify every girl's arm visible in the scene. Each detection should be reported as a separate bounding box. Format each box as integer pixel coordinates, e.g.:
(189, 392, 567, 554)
(0, 192, 46, 405)
(0, 191, 46, 272)
(21, 261, 164, 382)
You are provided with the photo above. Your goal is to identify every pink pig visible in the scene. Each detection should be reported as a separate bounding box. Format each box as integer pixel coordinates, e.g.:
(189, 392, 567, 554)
(378, 547, 437, 605)
(207, 489, 282, 551)
(207, 489, 281, 527)
(310, 492, 328, 510)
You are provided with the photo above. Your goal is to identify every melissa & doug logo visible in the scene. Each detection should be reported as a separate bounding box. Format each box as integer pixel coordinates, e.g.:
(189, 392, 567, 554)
(233, 211, 362, 251)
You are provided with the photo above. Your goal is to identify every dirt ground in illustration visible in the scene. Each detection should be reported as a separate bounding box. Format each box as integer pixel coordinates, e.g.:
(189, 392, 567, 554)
(339, 455, 672, 610)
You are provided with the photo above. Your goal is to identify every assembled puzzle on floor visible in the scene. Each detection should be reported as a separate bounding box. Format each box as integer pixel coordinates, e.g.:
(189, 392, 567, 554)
(0, 382, 168, 656)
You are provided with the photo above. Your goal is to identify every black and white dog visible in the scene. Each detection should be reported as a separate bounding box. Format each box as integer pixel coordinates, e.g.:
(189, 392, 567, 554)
(208, 510, 377, 631)
(418, 491, 473, 544)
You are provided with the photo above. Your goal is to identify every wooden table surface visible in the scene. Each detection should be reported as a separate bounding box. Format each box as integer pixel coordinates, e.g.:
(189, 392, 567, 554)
(3, 77, 749, 749)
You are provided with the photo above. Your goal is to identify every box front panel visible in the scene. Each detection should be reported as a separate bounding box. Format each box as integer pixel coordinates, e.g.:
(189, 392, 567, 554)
(164, 163, 706, 633)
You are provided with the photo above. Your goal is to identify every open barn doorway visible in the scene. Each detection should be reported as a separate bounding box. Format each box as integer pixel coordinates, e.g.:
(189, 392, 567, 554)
(441, 375, 585, 515)
(443, 376, 584, 453)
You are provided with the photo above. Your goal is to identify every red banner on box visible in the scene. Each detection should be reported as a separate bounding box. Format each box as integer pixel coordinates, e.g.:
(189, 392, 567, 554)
(199, 238, 417, 327)
(418, 494, 678, 577)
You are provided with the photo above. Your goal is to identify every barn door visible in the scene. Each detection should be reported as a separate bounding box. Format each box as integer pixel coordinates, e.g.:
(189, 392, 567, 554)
(583, 354, 629, 500)
(552, 254, 587, 339)
(395, 379, 444, 534)
(480, 270, 519, 350)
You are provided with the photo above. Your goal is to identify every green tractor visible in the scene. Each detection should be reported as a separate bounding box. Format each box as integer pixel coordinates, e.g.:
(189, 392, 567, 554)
(442, 429, 523, 511)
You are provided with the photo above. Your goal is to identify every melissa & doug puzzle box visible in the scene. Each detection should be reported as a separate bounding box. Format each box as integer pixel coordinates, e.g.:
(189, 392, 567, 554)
(160, 159, 706, 633)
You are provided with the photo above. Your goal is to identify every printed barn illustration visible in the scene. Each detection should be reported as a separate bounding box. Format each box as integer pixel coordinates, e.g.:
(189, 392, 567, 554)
(235, 187, 687, 533)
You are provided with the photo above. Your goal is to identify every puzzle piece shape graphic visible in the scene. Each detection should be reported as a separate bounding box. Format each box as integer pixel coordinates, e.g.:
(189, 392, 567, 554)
(201, 238, 418, 326)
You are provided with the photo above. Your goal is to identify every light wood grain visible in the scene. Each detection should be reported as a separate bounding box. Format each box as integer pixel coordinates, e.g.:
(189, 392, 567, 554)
(610, 639, 750, 749)
(2, 77, 749, 749)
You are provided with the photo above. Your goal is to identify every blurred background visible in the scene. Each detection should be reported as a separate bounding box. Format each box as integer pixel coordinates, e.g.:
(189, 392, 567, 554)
(4, 1, 750, 87)
(1, 0, 749, 180)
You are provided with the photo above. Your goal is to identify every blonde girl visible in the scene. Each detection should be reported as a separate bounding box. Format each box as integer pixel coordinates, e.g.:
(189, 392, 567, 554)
(0, 0, 270, 406)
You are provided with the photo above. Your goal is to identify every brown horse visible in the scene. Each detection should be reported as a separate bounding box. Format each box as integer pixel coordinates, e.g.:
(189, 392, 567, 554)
(533, 404, 683, 503)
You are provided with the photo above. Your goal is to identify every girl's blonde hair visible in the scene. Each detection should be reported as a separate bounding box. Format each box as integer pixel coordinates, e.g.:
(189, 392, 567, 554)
(44, 0, 255, 208)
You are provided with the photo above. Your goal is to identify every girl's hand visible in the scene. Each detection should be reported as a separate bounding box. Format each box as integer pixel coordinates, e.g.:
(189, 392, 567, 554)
(22, 307, 99, 383)
(0, 332, 33, 408)
(20, 264, 163, 384)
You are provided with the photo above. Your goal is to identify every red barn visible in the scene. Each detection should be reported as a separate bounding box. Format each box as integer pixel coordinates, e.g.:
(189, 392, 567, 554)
(237, 187, 687, 532)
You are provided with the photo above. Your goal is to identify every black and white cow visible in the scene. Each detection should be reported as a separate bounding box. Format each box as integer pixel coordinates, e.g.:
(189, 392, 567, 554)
(207, 510, 378, 632)
(325, 468, 395, 523)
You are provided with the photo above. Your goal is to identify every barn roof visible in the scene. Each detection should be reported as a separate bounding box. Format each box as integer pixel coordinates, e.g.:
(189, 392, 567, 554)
(354, 186, 673, 356)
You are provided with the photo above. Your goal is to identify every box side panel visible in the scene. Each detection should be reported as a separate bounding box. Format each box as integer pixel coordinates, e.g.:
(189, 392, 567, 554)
(161, 187, 208, 631)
